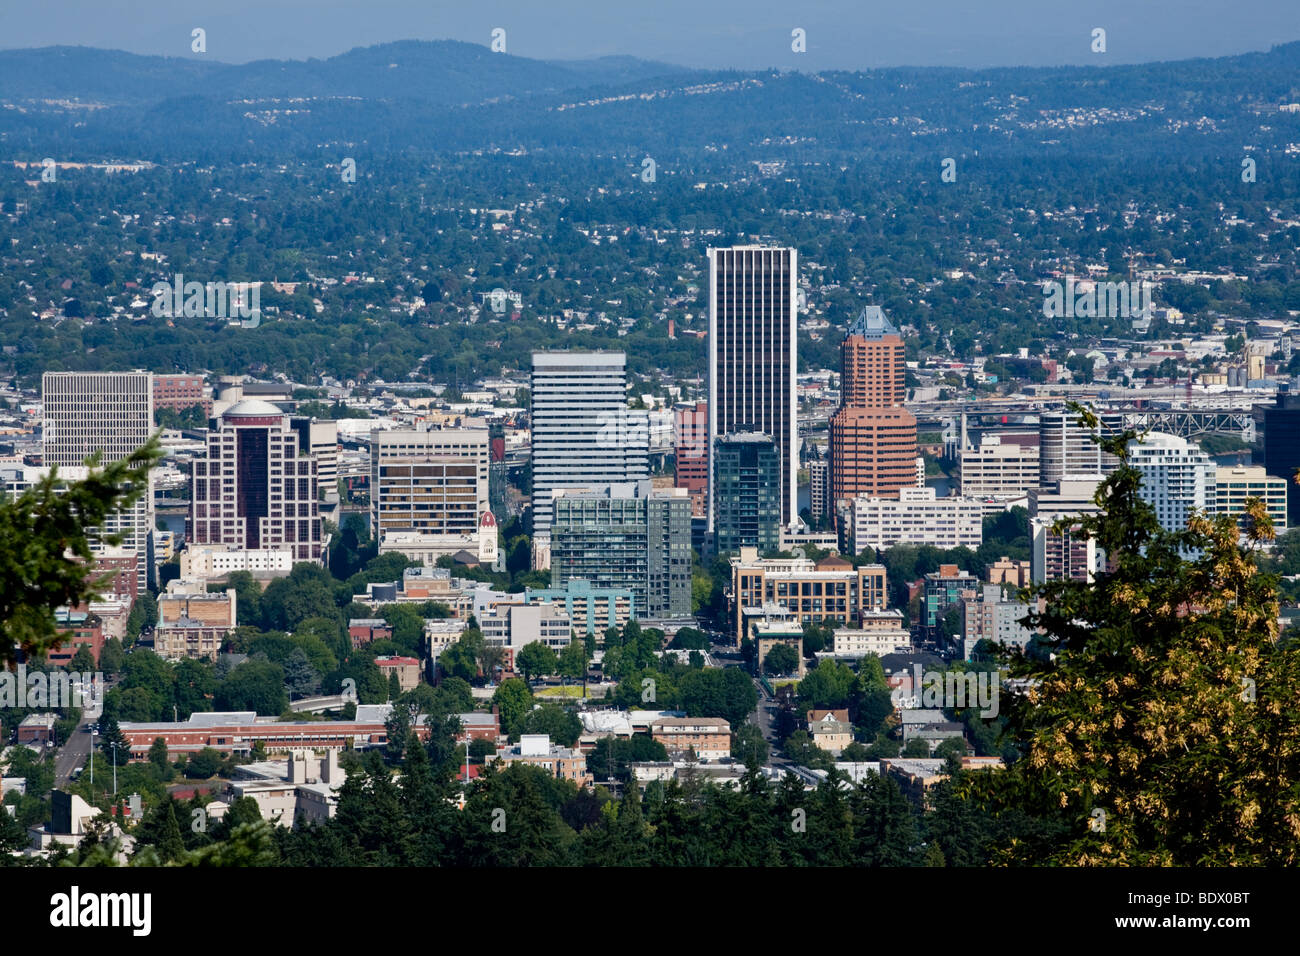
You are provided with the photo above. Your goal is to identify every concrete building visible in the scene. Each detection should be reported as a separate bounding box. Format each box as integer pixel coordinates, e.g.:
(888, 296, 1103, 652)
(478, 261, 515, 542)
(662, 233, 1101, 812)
(713, 431, 783, 556)
(960, 434, 1040, 505)
(730, 548, 888, 645)
(1128, 433, 1215, 534)
(1031, 515, 1100, 585)
(370, 426, 491, 562)
(291, 417, 339, 503)
(480, 602, 573, 654)
(848, 487, 984, 552)
(43, 371, 155, 592)
(1212, 465, 1288, 533)
(530, 350, 648, 567)
(1028, 476, 1105, 585)
(961, 584, 1036, 660)
(550, 481, 692, 621)
(807, 457, 831, 526)
(179, 544, 295, 581)
(824, 611, 912, 659)
(188, 400, 324, 564)
(708, 246, 799, 532)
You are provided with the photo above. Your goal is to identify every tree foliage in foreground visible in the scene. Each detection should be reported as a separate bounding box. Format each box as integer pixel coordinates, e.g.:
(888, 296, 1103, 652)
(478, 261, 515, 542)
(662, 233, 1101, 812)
(0, 436, 162, 669)
(964, 406, 1300, 865)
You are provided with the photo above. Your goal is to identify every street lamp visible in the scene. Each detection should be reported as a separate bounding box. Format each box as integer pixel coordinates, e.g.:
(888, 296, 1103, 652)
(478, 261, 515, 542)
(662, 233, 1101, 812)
(109, 740, 120, 797)
(89, 727, 96, 789)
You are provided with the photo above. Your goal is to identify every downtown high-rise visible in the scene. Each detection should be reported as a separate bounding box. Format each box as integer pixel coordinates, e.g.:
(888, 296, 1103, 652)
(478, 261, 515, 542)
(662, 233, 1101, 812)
(828, 306, 918, 507)
(530, 350, 648, 568)
(43, 371, 156, 593)
(189, 399, 323, 564)
(707, 246, 798, 534)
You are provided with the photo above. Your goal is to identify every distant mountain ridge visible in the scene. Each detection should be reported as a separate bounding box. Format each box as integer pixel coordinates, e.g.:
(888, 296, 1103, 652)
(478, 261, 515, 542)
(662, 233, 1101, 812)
(0, 40, 690, 107)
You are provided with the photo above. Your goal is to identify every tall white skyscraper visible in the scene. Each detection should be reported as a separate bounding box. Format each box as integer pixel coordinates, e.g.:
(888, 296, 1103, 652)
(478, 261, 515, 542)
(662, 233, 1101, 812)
(530, 351, 648, 568)
(707, 246, 799, 533)
(1128, 432, 1215, 534)
(43, 371, 156, 592)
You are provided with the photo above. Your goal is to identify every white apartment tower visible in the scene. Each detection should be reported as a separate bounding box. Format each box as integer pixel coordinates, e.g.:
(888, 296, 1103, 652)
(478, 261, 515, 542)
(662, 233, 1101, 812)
(708, 246, 799, 533)
(530, 351, 649, 568)
(1127, 433, 1215, 534)
(42, 371, 155, 592)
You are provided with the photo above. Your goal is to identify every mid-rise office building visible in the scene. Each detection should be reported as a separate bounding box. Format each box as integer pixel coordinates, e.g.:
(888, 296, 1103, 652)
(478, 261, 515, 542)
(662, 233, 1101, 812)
(1212, 465, 1288, 533)
(922, 564, 978, 637)
(848, 487, 984, 553)
(713, 431, 782, 556)
(1252, 384, 1300, 526)
(1128, 433, 1215, 534)
(531, 351, 649, 566)
(729, 548, 888, 645)
(708, 246, 799, 531)
(188, 400, 324, 564)
(370, 426, 491, 563)
(43, 371, 156, 592)
(524, 579, 635, 635)
(960, 434, 1040, 504)
(549, 481, 692, 621)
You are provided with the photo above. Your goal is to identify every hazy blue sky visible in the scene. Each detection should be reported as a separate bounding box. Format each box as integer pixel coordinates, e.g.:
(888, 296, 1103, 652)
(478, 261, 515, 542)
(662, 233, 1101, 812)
(2, 0, 1297, 69)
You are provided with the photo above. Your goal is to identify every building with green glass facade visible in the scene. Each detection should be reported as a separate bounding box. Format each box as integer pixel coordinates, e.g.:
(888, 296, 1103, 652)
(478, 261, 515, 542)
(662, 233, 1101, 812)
(713, 432, 782, 557)
(549, 481, 692, 621)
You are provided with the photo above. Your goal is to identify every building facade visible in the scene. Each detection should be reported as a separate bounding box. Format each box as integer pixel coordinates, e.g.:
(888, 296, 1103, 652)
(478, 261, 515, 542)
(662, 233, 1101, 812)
(43, 371, 155, 593)
(713, 431, 783, 556)
(848, 487, 984, 553)
(549, 481, 691, 620)
(828, 306, 918, 507)
(188, 399, 324, 564)
(729, 549, 888, 644)
(708, 246, 799, 532)
(531, 351, 649, 566)
(1128, 433, 1215, 534)
(1253, 385, 1300, 526)
(1212, 465, 1288, 533)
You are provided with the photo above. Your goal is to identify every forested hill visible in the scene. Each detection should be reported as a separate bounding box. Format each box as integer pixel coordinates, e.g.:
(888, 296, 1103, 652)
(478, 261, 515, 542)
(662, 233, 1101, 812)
(1, 40, 1298, 161)
(0, 41, 688, 107)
